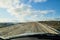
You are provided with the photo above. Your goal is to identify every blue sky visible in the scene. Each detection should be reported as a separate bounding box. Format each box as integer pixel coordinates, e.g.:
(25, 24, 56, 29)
(0, 0, 60, 22)
(30, 0, 60, 18)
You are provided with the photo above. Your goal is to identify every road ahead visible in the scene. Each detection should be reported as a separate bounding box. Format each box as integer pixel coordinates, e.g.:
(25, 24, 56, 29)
(0, 22, 59, 39)
(37, 23, 59, 34)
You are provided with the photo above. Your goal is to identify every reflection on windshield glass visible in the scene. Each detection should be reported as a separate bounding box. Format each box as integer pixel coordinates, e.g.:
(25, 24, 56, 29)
(0, 0, 60, 40)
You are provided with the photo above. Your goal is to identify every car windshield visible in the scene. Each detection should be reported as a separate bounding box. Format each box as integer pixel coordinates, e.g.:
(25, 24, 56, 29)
(0, 0, 60, 40)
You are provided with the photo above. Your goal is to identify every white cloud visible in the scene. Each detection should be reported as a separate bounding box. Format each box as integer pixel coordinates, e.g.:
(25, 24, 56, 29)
(39, 10, 55, 14)
(34, 0, 47, 2)
(0, 18, 17, 22)
(8, 7, 55, 22)
(29, 0, 47, 3)
(6, 3, 33, 22)
(0, 0, 55, 22)
(0, 0, 19, 8)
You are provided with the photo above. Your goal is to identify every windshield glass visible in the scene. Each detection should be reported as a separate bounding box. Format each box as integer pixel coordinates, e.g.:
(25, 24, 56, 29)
(0, 0, 60, 39)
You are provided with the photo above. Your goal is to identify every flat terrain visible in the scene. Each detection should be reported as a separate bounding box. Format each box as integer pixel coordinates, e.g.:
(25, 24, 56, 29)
(0, 22, 59, 39)
(40, 21, 60, 31)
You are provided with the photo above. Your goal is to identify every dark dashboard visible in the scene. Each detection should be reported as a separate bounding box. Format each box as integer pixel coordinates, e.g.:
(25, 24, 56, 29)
(0, 33, 60, 40)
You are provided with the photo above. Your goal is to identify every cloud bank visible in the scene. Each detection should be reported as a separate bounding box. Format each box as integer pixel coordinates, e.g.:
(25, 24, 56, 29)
(29, 0, 47, 3)
(0, 0, 55, 22)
